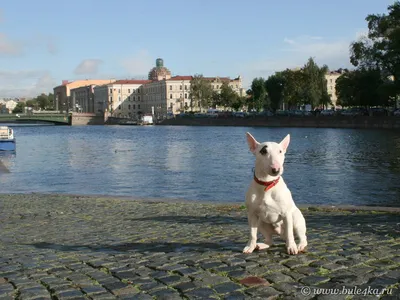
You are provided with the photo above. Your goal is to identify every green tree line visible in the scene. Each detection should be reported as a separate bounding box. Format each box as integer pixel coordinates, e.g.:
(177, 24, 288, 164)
(248, 57, 332, 112)
(246, 1, 400, 110)
(13, 93, 55, 113)
(189, 74, 247, 112)
(336, 1, 400, 107)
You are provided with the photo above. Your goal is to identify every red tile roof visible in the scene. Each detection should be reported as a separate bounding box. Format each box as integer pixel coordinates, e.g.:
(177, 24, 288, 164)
(113, 80, 153, 84)
(203, 77, 231, 82)
(169, 76, 193, 81)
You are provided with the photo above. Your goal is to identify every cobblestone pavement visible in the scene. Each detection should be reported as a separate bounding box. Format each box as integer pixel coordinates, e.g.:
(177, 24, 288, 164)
(0, 194, 399, 300)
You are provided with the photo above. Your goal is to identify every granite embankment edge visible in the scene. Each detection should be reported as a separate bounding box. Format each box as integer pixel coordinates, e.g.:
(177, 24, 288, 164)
(1, 192, 399, 213)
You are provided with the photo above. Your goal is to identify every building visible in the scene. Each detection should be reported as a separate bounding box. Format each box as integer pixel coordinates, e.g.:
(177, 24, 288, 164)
(93, 80, 152, 117)
(57, 58, 244, 119)
(70, 85, 97, 113)
(53, 79, 115, 112)
(148, 58, 172, 81)
(92, 58, 244, 118)
(325, 70, 345, 108)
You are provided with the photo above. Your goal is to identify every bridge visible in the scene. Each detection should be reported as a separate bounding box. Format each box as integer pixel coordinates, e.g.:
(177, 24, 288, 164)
(0, 113, 70, 125)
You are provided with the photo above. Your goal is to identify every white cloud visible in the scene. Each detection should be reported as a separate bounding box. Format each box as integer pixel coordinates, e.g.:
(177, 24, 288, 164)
(0, 33, 23, 56)
(0, 70, 56, 98)
(74, 59, 103, 75)
(239, 34, 361, 88)
(120, 50, 154, 78)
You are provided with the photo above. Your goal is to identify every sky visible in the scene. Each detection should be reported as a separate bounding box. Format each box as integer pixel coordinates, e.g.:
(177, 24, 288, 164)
(0, 0, 397, 98)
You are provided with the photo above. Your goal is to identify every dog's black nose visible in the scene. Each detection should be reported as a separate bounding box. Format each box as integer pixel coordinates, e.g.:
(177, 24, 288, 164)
(271, 168, 280, 174)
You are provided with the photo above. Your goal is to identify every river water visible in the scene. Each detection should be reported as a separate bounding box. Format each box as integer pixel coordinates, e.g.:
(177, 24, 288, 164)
(1, 125, 399, 207)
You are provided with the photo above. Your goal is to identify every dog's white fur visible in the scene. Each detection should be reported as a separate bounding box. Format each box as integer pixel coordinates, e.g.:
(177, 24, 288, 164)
(243, 132, 307, 255)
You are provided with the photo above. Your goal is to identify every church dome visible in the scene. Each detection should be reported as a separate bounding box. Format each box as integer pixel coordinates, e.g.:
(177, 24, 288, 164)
(148, 58, 172, 81)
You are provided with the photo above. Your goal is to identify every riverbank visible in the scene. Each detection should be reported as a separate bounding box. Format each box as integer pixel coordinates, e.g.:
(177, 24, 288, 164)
(1, 194, 399, 299)
(159, 116, 400, 130)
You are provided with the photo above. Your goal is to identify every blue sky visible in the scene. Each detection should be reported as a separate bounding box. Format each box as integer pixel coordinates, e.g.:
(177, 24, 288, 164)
(0, 0, 396, 98)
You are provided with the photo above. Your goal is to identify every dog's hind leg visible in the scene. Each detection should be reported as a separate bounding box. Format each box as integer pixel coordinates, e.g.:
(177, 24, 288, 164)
(256, 222, 274, 250)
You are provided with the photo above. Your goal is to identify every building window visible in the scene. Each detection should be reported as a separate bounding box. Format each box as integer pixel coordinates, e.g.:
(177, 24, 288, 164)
(138, 96, 140, 101)
(118, 96, 121, 101)
(180, 85, 182, 90)
(128, 96, 131, 101)
(133, 104, 136, 109)
(128, 89, 130, 93)
(109, 89, 112, 93)
(138, 105, 140, 109)
(118, 105, 121, 110)
(170, 85, 172, 90)
(170, 94, 172, 99)
(118, 89, 121, 93)
(185, 85, 187, 90)
(128, 104, 131, 110)
(185, 93, 187, 99)
(110, 96, 112, 101)
(133, 89, 135, 93)
(217, 85, 219, 89)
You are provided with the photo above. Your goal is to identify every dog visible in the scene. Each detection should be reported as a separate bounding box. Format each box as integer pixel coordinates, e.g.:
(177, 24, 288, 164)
(243, 132, 307, 255)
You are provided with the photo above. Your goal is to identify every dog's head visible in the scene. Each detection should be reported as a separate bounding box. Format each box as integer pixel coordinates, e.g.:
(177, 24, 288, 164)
(246, 132, 290, 177)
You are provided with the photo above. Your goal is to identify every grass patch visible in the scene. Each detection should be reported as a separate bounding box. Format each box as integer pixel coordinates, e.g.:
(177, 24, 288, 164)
(317, 267, 330, 276)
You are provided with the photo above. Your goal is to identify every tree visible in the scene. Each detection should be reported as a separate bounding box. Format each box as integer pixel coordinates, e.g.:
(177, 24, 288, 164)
(190, 74, 213, 111)
(301, 58, 330, 108)
(220, 82, 238, 108)
(37, 94, 50, 110)
(13, 102, 26, 113)
(231, 96, 244, 111)
(211, 91, 222, 108)
(47, 93, 55, 109)
(281, 69, 305, 109)
(251, 78, 267, 111)
(265, 74, 285, 111)
(350, 1, 400, 96)
(336, 68, 390, 107)
(25, 99, 38, 109)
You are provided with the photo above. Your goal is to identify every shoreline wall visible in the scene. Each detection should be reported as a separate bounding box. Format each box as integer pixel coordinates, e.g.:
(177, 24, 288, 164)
(159, 116, 400, 130)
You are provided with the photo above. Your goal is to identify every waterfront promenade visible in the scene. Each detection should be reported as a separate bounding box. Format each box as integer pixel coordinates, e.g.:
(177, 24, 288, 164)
(0, 194, 399, 299)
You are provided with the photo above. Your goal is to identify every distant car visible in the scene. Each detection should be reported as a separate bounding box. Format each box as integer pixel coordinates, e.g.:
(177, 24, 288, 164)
(393, 109, 400, 116)
(320, 110, 335, 116)
(370, 107, 388, 116)
(257, 110, 274, 117)
(233, 112, 246, 118)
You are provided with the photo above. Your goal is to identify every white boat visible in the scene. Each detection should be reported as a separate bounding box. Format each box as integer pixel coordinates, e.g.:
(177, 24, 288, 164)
(0, 126, 16, 151)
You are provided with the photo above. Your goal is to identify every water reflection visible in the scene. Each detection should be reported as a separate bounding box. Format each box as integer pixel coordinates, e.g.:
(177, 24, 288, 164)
(0, 126, 399, 206)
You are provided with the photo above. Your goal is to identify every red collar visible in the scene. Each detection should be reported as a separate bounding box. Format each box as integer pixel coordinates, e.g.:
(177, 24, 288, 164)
(253, 173, 280, 191)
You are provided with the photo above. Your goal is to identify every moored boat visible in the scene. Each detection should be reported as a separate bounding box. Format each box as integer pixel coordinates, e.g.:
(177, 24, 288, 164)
(0, 126, 16, 151)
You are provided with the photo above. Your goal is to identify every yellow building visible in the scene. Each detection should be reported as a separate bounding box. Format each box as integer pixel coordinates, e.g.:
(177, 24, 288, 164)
(93, 80, 152, 117)
(325, 71, 344, 108)
(53, 79, 115, 112)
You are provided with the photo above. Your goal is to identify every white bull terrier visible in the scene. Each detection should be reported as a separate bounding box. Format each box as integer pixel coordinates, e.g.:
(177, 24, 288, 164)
(243, 132, 307, 255)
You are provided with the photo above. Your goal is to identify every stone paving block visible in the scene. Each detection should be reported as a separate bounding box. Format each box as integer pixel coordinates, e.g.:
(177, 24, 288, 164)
(1, 196, 400, 300)
(185, 287, 219, 299)
(149, 288, 182, 299)
(244, 286, 281, 299)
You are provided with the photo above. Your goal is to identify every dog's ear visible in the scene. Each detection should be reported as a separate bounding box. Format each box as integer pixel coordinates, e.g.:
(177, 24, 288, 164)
(280, 134, 290, 153)
(246, 132, 259, 154)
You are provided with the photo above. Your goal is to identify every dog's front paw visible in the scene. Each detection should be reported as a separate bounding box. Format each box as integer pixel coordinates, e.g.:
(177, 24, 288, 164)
(243, 244, 256, 254)
(286, 241, 298, 255)
(297, 241, 308, 253)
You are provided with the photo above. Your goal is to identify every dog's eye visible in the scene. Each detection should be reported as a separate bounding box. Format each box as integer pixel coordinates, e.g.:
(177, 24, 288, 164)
(260, 146, 268, 155)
